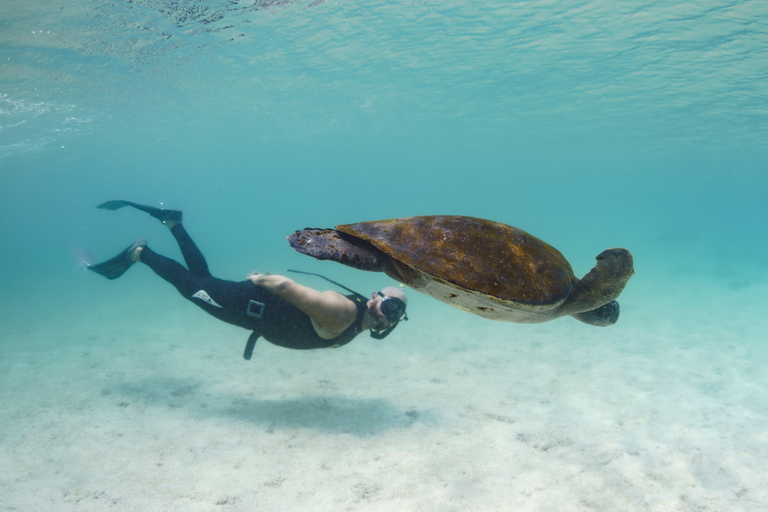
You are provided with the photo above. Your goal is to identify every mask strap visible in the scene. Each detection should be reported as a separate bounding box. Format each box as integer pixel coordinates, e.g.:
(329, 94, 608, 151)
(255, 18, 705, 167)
(288, 269, 363, 296)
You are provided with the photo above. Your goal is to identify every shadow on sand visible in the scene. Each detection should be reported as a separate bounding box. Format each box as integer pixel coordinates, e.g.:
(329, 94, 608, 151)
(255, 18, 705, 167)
(109, 376, 437, 437)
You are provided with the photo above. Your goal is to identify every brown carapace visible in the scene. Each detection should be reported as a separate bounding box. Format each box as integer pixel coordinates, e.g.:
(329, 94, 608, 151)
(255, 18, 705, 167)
(288, 216, 634, 326)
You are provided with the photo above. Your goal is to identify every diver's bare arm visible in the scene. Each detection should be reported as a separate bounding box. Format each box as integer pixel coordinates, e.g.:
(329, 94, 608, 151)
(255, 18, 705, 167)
(247, 273, 357, 334)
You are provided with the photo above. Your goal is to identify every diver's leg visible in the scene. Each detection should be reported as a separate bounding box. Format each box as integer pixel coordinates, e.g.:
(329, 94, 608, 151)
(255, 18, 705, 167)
(138, 246, 258, 329)
(168, 224, 212, 278)
(136, 246, 202, 297)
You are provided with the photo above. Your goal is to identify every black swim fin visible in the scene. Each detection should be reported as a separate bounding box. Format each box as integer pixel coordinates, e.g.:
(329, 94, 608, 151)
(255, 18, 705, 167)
(97, 200, 182, 224)
(87, 239, 146, 280)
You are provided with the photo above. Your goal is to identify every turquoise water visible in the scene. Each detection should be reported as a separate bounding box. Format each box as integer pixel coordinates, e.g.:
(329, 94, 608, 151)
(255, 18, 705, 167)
(2, 1, 767, 510)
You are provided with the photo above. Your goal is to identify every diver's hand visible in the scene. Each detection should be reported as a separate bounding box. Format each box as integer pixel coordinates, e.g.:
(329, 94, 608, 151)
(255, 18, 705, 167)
(247, 270, 274, 287)
(247, 271, 264, 286)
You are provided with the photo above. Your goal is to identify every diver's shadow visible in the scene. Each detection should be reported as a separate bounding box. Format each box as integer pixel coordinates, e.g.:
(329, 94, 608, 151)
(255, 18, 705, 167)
(112, 377, 436, 437)
(217, 395, 432, 436)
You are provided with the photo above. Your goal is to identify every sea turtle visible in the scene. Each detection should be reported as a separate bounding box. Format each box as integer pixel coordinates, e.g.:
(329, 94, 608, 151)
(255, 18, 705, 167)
(288, 216, 634, 326)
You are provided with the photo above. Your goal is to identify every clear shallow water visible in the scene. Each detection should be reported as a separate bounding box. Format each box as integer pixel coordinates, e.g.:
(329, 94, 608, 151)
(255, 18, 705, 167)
(2, 0, 766, 285)
(1, 1, 767, 510)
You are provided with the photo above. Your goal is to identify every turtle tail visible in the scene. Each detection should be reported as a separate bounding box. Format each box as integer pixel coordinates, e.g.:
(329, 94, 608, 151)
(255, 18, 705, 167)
(287, 228, 389, 272)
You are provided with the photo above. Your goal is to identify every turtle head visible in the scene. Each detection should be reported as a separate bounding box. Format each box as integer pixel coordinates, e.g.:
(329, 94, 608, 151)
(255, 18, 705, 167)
(565, 248, 635, 322)
(592, 248, 635, 283)
(583, 248, 635, 289)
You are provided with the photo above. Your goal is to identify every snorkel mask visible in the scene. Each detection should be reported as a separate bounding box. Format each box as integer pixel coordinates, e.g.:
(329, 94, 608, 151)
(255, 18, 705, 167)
(370, 291, 408, 340)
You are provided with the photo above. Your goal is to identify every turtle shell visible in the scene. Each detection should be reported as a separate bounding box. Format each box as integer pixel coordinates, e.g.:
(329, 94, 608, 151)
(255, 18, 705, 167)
(337, 216, 575, 308)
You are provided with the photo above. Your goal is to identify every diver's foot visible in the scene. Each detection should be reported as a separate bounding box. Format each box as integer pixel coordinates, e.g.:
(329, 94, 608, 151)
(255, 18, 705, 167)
(131, 245, 143, 262)
(162, 217, 181, 229)
(96, 200, 183, 226)
(87, 239, 146, 280)
(152, 208, 183, 226)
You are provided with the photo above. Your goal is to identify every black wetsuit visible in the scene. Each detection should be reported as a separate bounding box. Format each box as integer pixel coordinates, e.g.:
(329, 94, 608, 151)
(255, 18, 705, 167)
(139, 225, 368, 352)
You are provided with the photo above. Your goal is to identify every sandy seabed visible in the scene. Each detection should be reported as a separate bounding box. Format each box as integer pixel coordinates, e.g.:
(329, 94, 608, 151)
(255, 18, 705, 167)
(1, 276, 767, 512)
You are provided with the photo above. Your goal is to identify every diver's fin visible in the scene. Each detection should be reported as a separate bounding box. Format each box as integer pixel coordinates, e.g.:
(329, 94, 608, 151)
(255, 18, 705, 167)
(72, 247, 97, 268)
(87, 239, 146, 280)
(96, 200, 182, 224)
(243, 332, 260, 360)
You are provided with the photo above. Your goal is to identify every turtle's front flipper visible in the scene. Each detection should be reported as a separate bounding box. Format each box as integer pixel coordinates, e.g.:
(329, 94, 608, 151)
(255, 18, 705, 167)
(287, 228, 389, 272)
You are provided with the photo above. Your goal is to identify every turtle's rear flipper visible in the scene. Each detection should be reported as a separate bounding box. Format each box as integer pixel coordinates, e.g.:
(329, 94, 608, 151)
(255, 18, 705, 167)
(571, 300, 620, 326)
(287, 228, 389, 272)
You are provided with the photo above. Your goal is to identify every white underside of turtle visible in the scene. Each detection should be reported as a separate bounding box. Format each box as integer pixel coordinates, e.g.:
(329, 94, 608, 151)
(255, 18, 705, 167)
(404, 265, 565, 323)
